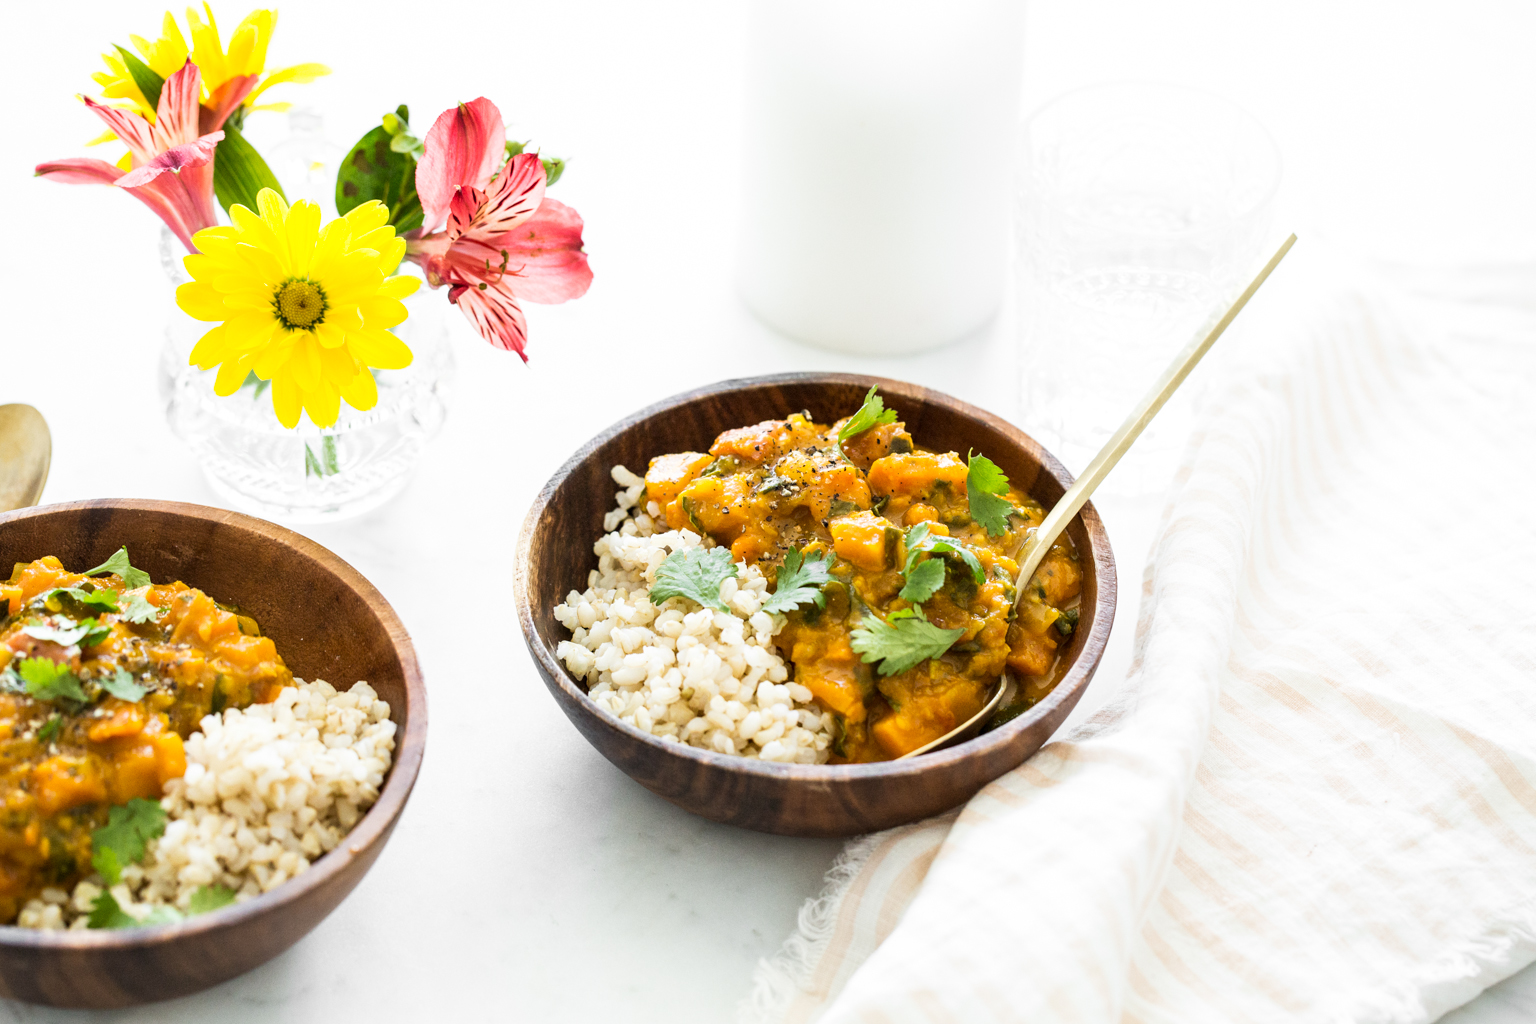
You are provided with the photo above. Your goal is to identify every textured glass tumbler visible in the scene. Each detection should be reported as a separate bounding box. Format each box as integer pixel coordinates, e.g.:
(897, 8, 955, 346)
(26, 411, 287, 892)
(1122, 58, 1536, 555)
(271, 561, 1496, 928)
(1016, 84, 1279, 493)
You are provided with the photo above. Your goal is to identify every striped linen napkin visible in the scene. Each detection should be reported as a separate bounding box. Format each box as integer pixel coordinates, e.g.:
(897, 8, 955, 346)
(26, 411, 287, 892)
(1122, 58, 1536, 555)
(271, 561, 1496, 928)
(739, 263, 1536, 1024)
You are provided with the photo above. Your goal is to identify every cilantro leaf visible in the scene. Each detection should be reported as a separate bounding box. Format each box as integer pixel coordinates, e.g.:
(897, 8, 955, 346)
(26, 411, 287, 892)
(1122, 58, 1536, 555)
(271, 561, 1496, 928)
(118, 590, 163, 625)
(837, 386, 899, 443)
(87, 890, 138, 929)
(967, 451, 1016, 538)
(39, 586, 118, 614)
(762, 548, 834, 614)
(850, 610, 965, 677)
(101, 669, 148, 702)
(187, 885, 237, 915)
(902, 523, 984, 584)
(898, 557, 947, 604)
(141, 906, 184, 926)
(91, 798, 167, 885)
(36, 714, 61, 745)
(650, 547, 739, 613)
(84, 548, 151, 589)
(23, 617, 111, 650)
(17, 658, 87, 703)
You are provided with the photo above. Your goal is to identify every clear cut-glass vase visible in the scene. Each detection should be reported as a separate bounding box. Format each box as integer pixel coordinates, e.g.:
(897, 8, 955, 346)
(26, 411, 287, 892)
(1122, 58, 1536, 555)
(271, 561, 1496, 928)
(156, 228, 454, 523)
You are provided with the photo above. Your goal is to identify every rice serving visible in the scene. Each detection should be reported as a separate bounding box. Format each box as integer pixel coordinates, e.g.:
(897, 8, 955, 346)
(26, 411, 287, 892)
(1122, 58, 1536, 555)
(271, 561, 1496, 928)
(17, 679, 394, 930)
(555, 466, 835, 764)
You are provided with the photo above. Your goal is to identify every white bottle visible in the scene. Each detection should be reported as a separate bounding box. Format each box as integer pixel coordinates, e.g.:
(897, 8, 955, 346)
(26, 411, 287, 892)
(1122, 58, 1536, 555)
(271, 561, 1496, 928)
(738, 0, 1024, 354)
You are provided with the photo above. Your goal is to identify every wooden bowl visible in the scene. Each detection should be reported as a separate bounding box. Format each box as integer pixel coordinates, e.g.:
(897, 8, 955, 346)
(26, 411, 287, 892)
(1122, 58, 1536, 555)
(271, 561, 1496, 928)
(0, 500, 427, 1007)
(515, 373, 1115, 837)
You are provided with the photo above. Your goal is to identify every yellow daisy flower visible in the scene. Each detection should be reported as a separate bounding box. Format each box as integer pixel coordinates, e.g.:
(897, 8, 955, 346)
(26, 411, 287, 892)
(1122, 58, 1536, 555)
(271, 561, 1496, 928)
(92, 6, 328, 123)
(177, 189, 421, 430)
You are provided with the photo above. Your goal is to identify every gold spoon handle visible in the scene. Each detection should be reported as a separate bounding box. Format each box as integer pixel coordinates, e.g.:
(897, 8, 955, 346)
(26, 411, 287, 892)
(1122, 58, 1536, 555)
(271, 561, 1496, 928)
(1012, 234, 1298, 602)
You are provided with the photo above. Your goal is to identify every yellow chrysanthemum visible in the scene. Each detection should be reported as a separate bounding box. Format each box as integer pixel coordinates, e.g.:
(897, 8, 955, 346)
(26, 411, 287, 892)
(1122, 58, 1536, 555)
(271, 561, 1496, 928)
(177, 189, 421, 430)
(91, 5, 328, 122)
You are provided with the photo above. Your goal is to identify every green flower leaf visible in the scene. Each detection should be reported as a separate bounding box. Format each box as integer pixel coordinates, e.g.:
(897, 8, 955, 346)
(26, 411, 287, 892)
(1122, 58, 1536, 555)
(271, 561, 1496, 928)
(337, 105, 424, 232)
(114, 45, 164, 112)
(212, 123, 287, 218)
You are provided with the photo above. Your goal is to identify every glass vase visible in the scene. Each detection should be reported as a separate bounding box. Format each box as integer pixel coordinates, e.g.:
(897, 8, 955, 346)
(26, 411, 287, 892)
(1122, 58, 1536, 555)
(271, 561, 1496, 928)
(156, 229, 454, 523)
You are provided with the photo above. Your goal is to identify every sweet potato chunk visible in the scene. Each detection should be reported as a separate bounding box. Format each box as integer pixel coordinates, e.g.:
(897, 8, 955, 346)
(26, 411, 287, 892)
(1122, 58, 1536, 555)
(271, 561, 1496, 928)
(867, 451, 968, 500)
(831, 512, 895, 572)
(645, 451, 713, 509)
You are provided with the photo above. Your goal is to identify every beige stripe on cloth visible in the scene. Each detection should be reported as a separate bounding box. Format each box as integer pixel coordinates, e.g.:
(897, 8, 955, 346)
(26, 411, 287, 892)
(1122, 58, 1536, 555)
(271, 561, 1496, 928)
(739, 269, 1536, 1024)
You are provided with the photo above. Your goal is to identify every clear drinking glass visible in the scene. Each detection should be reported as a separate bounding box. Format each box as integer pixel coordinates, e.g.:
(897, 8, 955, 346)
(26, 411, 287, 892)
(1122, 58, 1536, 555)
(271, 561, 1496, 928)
(1016, 84, 1280, 494)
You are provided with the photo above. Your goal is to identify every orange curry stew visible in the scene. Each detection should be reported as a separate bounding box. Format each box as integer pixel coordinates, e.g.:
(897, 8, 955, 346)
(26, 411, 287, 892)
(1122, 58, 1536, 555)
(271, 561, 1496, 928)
(644, 403, 1082, 763)
(0, 556, 291, 922)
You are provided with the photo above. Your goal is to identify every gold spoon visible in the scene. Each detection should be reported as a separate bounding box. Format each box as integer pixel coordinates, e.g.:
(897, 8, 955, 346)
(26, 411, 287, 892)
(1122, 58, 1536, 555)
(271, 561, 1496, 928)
(897, 234, 1298, 760)
(0, 404, 52, 512)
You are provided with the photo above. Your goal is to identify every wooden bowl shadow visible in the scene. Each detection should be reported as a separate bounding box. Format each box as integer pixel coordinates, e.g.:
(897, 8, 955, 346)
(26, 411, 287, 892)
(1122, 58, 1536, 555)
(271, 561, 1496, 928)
(515, 374, 1115, 838)
(0, 500, 426, 1008)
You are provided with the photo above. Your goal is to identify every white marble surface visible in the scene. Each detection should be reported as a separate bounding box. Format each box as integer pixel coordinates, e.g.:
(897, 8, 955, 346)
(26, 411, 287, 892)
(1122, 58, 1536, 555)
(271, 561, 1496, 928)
(3, 0, 1535, 1020)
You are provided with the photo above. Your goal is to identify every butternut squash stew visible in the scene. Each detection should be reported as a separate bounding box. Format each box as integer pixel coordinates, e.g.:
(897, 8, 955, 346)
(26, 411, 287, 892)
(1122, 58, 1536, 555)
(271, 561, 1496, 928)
(0, 548, 395, 930)
(555, 388, 1083, 764)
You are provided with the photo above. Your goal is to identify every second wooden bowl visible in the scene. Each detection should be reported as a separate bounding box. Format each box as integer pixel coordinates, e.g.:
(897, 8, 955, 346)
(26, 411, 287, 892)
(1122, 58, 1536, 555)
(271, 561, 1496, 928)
(515, 374, 1115, 837)
(0, 500, 427, 1007)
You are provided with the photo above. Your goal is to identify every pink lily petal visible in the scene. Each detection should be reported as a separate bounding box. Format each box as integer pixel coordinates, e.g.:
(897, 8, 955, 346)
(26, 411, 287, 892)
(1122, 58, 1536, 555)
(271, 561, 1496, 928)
(416, 97, 506, 233)
(448, 280, 529, 360)
(118, 133, 223, 188)
(82, 96, 159, 165)
(448, 152, 545, 242)
(35, 157, 125, 185)
(152, 61, 205, 150)
(200, 74, 259, 135)
(486, 199, 593, 304)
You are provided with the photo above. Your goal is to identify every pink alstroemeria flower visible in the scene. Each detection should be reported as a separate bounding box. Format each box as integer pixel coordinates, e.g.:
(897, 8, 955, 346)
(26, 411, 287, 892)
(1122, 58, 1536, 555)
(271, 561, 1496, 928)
(405, 97, 592, 360)
(35, 61, 227, 253)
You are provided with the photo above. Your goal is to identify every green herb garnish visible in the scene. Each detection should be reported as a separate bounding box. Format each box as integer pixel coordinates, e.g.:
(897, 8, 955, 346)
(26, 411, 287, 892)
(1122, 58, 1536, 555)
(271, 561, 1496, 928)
(903, 523, 984, 585)
(117, 591, 163, 625)
(897, 557, 947, 604)
(850, 606, 965, 677)
(91, 798, 167, 885)
(101, 669, 148, 703)
(187, 885, 238, 915)
(16, 658, 87, 704)
(966, 452, 1016, 538)
(36, 714, 61, 745)
(39, 586, 119, 614)
(87, 891, 139, 930)
(84, 548, 151, 589)
(837, 386, 898, 443)
(1055, 607, 1080, 637)
(22, 617, 111, 650)
(761, 548, 834, 615)
(650, 547, 739, 613)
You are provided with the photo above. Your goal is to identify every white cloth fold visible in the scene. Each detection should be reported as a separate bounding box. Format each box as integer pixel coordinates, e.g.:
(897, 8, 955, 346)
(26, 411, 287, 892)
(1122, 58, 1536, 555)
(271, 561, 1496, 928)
(741, 262, 1536, 1024)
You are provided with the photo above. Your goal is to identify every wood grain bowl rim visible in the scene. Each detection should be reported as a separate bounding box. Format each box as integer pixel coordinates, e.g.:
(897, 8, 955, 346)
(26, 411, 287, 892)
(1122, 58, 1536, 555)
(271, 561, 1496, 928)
(0, 499, 427, 951)
(515, 372, 1115, 783)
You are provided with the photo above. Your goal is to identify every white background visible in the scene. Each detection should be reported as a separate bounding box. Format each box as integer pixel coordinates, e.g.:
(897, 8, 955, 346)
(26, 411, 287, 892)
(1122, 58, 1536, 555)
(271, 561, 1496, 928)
(3, 1, 1535, 1021)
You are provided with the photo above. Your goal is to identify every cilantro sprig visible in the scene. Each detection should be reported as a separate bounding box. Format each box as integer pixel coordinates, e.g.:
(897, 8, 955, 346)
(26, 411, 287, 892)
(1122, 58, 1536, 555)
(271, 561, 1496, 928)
(966, 452, 1016, 538)
(22, 617, 111, 650)
(650, 547, 739, 613)
(837, 386, 898, 443)
(15, 658, 87, 704)
(850, 606, 965, 677)
(762, 548, 834, 615)
(38, 586, 119, 614)
(88, 885, 236, 930)
(101, 668, 148, 702)
(91, 798, 167, 885)
(897, 558, 947, 604)
(903, 523, 983, 584)
(36, 714, 62, 745)
(117, 590, 163, 625)
(84, 547, 151, 589)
